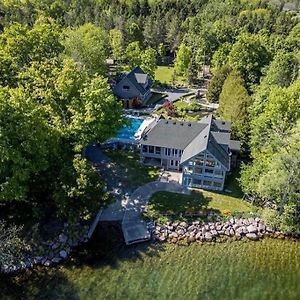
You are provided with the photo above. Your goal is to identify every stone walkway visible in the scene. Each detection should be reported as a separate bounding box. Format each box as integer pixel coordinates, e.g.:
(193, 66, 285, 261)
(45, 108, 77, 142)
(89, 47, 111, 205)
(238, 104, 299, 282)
(122, 181, 190, 244)
(85, 144, 190, 244)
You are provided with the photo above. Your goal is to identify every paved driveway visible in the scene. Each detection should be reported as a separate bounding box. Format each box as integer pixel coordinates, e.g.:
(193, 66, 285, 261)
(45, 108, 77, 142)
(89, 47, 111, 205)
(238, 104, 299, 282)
(152, 88, 197, 104)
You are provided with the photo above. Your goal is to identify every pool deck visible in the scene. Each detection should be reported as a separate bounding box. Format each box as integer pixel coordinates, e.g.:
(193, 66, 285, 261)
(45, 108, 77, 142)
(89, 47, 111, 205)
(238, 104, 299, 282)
(134, 117, 157, 139)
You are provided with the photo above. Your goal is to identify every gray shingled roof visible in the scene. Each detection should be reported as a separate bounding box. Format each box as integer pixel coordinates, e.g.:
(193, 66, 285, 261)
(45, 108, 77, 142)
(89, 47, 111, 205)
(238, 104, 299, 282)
(211, 132, 230, 146)
(141, 114, 236, 170)
(126, 66, 153, 95)
(179, 122, 211, 165)
(141, 120, 207, 149)
(179, 117, 230, 170)
(229, 140, 241, 152)
(214, 119, 231, 132)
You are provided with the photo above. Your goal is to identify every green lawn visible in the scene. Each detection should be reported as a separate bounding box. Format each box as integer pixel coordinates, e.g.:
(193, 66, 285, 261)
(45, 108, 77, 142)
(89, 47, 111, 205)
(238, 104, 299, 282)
(155, 66, 186, 85)
(103, 150, 160, 190)
(146, 189, 254, 222)
(145, 169, 254, 222)
(144, 91, 167, 106)
(3, 239, 300, 299)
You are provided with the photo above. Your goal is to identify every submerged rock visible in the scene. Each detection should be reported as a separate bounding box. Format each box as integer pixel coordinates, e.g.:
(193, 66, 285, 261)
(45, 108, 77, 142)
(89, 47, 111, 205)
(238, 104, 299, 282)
(59, 250, 68, 259)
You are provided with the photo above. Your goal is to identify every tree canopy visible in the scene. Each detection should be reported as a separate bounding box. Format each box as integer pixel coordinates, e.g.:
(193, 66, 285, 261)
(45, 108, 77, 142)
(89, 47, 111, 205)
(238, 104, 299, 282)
(0, 17, 124, 222)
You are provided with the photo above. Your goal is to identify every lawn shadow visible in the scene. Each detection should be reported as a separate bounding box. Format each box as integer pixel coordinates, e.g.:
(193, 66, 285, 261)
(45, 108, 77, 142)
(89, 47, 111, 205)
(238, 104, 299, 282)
(145, 190, 222, 222)
(222, 169, 244, 199)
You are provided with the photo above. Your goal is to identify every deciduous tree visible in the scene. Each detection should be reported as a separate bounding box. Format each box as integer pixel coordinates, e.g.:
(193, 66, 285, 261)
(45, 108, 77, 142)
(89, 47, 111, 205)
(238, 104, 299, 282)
(174, 43, 191, 76)
(140, 47, 157, 78)
(64, 23, 109, 75)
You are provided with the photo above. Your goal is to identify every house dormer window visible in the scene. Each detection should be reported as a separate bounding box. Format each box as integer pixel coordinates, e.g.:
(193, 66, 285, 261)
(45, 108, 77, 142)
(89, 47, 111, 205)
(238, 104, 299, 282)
(123, 85, 130, 90)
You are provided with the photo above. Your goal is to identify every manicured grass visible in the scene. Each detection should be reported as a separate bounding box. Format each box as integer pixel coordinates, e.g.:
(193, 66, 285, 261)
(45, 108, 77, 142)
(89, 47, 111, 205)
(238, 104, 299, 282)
(4, 239, 300, 299)
(103, 150, 160, 190)
(147, 191, 209, 215)
(155, 66, 186, 85)
(155, 66, 174, 84)
(146, 189, 253, 222)
(145, 169, 254, 222)
(144, 91, 167, 106)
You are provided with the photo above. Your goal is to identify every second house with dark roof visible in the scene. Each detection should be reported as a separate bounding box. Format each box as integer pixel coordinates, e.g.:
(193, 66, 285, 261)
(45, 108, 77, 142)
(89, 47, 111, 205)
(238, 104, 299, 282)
(140, 114, 240, 191)
(113, 66, 153, 108)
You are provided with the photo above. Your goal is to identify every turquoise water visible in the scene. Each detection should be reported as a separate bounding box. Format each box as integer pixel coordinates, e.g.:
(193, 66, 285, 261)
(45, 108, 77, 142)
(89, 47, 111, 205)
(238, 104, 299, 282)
(116, 117, 143, 140)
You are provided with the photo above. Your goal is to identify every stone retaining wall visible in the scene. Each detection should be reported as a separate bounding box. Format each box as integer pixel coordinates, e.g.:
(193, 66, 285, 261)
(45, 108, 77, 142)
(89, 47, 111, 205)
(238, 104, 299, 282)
(151, 217, 287, 244)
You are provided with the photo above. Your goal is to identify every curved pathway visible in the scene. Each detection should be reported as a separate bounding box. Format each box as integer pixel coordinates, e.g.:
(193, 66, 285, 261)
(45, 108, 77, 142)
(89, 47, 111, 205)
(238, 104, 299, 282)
(122, 181, 190, 244)
(85, 144, 191, 244)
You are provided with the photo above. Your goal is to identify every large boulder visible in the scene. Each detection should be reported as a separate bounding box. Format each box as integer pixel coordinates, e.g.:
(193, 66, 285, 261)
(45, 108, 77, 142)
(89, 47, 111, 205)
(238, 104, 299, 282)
(169, 232, 178, 239)
(258, 224, 266, 233)
(179, 222, 188, 228)
(247, 224, 258, 234)
(246, 233, 259, 241)
(205, 232, 213, 241)
(195, 232, 202, 240)
(211, 230, 218, 237)
(188, 236, 196, 243)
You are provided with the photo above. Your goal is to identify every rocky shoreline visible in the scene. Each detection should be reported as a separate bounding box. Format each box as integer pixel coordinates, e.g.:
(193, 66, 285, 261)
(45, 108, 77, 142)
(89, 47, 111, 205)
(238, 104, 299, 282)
(1, 224, 89, 275)
(1, 217, 296, 275)
(151, 217, 288, 244)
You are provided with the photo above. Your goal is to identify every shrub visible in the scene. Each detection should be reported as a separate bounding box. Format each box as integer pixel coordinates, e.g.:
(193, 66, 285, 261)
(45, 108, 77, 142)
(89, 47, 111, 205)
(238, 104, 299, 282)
(222, 209, 232, 217)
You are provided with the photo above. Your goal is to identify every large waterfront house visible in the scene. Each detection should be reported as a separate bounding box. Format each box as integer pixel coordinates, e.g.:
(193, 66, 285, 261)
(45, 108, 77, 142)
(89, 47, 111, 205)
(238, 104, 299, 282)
(140, 114, 240, 191)
(113, 66, 153, 108)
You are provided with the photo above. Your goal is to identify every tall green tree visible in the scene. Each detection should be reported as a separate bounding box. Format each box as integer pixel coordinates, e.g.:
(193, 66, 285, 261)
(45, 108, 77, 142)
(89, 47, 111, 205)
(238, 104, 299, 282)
(0, 53, 124, 220)
(64, 23, 109, 75)
(128, 22, 143, 44)
(140, 47, 157, 78)
(125, 41, 142, 67)
(174, 43, 191, 76)
(211, 43, 232, 74)
(218, 70, 251, 142)
(0, 17, 63, 87)
(207, 65, 231, 103)
(228, 33, 270, 86)
(109, 28, 123, 62)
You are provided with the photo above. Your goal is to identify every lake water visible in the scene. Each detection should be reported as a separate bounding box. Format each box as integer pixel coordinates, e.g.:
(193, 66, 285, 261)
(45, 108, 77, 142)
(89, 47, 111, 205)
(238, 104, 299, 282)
(2, 228, 300, 300)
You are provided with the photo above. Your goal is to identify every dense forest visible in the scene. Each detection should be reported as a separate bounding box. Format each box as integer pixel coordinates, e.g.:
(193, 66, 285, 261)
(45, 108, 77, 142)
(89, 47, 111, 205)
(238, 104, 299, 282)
(0, 0, 299, 265)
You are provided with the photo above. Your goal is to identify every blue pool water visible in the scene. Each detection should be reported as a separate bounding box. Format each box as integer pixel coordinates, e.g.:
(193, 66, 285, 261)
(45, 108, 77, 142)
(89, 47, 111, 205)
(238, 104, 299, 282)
(116, 118, 143, 140)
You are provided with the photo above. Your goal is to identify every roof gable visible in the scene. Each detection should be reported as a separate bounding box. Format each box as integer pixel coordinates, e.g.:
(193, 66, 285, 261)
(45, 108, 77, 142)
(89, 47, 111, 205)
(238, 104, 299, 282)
(125, 66, 153, 95)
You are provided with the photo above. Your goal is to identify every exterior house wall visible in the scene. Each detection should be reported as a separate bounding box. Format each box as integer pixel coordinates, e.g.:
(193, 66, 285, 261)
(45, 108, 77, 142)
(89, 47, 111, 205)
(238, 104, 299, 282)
(113, 77, 141, 100)
(113, 77, 152, 105)
(140, 145, 183, 170)
(181, 150, 227, 191)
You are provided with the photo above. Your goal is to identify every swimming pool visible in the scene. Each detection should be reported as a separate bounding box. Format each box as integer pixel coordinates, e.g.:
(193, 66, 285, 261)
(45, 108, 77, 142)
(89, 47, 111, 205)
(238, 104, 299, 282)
(116, 117, 144, 140)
